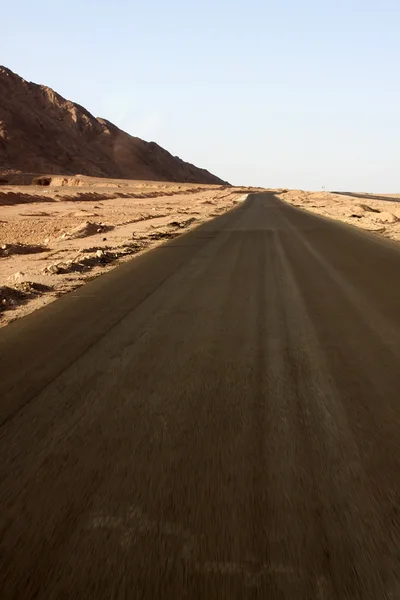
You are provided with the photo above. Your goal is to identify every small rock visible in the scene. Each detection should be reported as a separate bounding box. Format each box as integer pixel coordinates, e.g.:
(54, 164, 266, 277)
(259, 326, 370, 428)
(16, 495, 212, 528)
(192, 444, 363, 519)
(96, 250, 105, 259)
(46, 264, 61, 274)
(374, 212, 398, 224)
(11, 272, 25, 282)
(103, 237, 107, 241)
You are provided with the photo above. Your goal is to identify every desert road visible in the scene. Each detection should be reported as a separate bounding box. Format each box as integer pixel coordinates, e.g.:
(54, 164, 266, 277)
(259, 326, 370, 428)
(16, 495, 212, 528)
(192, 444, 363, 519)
(1, 192, 400, 598)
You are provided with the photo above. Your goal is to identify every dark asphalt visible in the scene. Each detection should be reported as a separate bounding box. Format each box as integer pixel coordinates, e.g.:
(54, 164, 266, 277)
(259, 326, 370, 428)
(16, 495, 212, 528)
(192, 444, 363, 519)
(1, 192, 400, 598)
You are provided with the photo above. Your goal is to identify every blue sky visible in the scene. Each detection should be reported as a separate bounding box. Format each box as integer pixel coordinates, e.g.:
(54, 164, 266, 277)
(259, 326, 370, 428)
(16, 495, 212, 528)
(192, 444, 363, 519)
(2, 0, 400, 191)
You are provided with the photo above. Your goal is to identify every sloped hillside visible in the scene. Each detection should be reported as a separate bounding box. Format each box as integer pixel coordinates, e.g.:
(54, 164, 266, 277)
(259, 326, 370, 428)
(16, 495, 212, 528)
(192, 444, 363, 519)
(0, 66, 227, 184)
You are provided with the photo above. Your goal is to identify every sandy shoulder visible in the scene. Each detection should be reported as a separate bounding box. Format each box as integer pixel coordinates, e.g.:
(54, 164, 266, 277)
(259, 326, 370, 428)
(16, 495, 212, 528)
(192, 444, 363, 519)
(0, 177, 259, 326)
(278, 189, 400, 241)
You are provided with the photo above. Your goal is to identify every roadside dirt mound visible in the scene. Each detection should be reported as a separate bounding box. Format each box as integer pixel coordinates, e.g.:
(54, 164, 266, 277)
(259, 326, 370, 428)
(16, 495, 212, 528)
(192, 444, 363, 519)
(0, 191, 55, 205)
(1, 243, 48, 257)
(44, 242, 148, 275)
(0, 282, 52, 313)
(0, 66, 228, 185)
(59, 221, 112, 240)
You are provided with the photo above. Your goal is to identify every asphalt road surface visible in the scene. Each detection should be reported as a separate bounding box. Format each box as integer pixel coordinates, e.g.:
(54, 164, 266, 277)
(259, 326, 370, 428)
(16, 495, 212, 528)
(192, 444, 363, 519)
(1, 192, 400, 599)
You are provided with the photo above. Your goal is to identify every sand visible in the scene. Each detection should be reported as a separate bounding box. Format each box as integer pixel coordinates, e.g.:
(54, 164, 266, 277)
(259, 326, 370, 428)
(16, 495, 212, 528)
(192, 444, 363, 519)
(278, 189, 400, 241)
(0, 175, 257, 326)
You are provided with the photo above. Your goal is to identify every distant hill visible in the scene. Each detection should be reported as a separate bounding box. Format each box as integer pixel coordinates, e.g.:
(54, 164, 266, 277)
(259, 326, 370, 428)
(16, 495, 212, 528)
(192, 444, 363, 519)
(0, 66, 227, 185)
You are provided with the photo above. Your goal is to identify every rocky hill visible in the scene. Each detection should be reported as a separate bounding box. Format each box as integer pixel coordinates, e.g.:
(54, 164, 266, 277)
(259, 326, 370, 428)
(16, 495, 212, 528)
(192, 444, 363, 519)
(0, 66, 227, 184)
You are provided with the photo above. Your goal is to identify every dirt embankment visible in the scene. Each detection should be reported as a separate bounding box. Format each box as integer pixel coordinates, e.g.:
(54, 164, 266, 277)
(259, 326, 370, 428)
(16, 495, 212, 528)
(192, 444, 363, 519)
(0, 177, 257, 326)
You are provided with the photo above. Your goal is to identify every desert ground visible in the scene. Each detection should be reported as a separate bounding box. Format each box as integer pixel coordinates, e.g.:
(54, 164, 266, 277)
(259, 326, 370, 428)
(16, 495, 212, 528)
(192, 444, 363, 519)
(0, 175, 256, 325)
(278, 189, 400, 240)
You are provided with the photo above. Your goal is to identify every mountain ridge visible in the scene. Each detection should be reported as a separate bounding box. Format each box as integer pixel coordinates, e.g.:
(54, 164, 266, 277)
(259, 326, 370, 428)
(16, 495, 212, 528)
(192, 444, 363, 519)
(0, 66, 227, 185)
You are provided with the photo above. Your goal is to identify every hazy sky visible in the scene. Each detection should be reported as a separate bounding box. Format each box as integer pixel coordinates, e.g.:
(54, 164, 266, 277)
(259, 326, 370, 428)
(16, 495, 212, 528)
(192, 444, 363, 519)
(2, 0, 400, 191)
